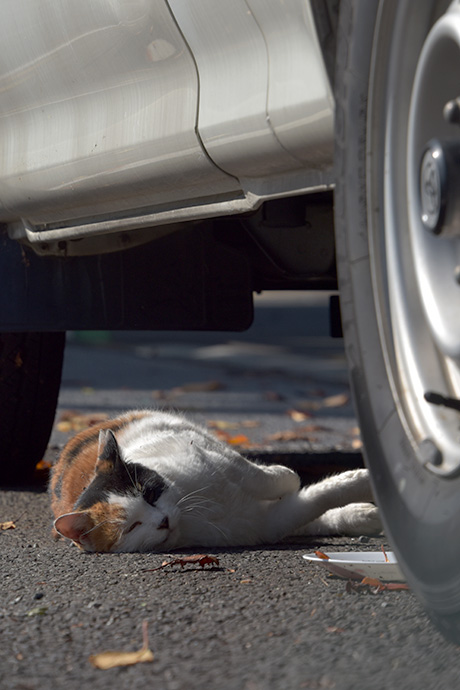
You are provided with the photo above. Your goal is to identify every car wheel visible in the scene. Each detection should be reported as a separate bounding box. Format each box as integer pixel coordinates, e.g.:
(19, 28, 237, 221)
(335, 0, 460, 642)
(0, 332, 65, 486)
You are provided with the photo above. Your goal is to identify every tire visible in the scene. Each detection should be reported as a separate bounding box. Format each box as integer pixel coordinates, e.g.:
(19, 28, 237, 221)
(0, 332, 65, 486)
(334, 0, 460, 643)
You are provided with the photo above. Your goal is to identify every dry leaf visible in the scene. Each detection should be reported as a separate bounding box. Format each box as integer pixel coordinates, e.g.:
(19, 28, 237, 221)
(0, 520, 16, 531)
(346, 577, 409, 594)
(315, 550, 330, 560)
(323, 393, 349, 408)
(361, 576, 385, 589)
(265, 425, 328, 442)
(298, 393, 350, 411)
(381, 545, 389, 563)
(35, 459, 53, 471)
(143, 554, 220, 571)
(27, 606, 48, 617)
(241, 420, 261, 428)
(228, 434, 251, 446)
(212, 430, 252, 447)
(297, 400, 322, 411)
(287, 409, 312, 422)
(208, 420, 241, 430)
(171, 380, 225, 395)
(57, 411, 109, 432)
(89, 621, 154, 670)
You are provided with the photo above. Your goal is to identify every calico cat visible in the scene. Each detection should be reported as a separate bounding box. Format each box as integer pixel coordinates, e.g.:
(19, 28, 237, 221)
(49, 409, 381, 552)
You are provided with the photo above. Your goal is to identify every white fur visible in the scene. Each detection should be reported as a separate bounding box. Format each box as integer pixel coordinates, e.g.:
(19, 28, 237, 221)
(104, 411, 381, 552)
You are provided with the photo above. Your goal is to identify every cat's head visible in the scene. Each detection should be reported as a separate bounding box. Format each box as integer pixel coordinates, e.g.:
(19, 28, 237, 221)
(53, 429, 181, 552)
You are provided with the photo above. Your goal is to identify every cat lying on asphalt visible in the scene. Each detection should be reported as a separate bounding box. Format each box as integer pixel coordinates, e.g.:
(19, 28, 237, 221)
(49, 409, 381, 552)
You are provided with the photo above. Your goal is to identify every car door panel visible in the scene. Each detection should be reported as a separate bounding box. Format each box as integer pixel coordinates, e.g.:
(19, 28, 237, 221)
(169, 0, 334, 179)
(168, 0, 303, 178)
(246, 0, 334, 169)
(0, 0, 238, 226)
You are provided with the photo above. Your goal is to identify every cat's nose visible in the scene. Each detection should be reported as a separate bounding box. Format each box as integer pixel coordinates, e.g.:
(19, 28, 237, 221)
(158, 516, 169, 530)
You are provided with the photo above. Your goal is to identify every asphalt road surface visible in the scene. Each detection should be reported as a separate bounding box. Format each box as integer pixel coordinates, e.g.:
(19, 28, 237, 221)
(1, 293, 460, 689)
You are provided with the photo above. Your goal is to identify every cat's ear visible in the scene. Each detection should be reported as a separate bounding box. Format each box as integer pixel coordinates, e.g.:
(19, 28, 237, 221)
(53, 511, 95, 549)
(97, 429, 123, 471)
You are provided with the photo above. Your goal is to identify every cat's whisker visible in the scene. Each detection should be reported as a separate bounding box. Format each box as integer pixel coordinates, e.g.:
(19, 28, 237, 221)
(177, 485, 212, 506)
(123, 461, 139, 494)
(181, 502, 216, 515)
(81, 517, 123, 537)
(185, 513, 229, 541)
(179, 494, 220, 511)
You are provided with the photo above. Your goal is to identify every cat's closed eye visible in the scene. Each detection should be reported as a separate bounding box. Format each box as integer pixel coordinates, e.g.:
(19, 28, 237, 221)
(126, 521, 142, 533)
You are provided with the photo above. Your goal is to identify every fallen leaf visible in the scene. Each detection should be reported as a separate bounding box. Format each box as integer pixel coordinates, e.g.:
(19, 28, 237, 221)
(346, 577, 409, 594)
(89, 620, 154, 670)
(0, 521, 15, 531)
(287, 409, 313, 422)
(57, 411, 109, 432)
(27, 606, 48, 617)
(265, 429, 314, 442)
(56, 421, 73, 432)
(315, 550, 330, 560)
(297, 400, 322, 411)
(361, 576, 385, 590)
(265, 425, 329, 442)
(212, 430, 253, 447)
(241, 420, 261, 428)
(35, 459, 53, 471)
(239, 579, 252, 584)
(143, 554, 220, 571)
(171, 380, 225, 395)
(323, 393, 349, 408)
(207, 420, 241, 430)
(228, 434, 251, 446)
(297, 393, 350, 411)
(381, 545, 389, 563)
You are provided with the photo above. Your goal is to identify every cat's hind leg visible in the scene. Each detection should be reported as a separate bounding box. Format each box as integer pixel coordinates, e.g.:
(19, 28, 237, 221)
(294, 503, 382, 537)
(261, 469, 374, 542)
(248, 463, 301, 499)
(226, 457, 300, 499)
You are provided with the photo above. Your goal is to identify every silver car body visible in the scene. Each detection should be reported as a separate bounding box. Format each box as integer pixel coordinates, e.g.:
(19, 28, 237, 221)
(0, 0, 333, 254)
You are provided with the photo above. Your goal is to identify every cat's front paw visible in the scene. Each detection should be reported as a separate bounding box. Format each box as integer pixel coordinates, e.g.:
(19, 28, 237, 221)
(265, 464, 301, 495)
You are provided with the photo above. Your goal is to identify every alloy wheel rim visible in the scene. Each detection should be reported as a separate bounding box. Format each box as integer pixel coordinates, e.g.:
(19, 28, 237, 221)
(372, 0, 460, 477)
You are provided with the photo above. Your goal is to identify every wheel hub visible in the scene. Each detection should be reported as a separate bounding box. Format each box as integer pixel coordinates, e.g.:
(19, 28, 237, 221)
(408, 3, 460, 361)
(420, 139, 460, 236)
(420, 142, 445, 234)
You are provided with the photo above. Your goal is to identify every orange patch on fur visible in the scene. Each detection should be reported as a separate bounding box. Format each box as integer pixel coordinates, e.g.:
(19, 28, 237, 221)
(83, 502, 127, 552)
(49, 411, 150, 533)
